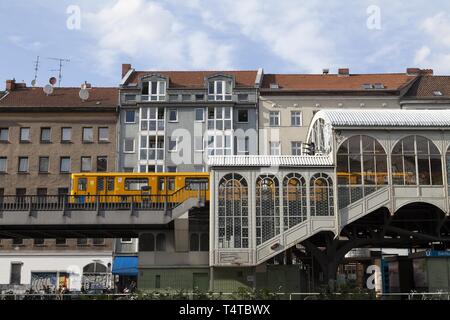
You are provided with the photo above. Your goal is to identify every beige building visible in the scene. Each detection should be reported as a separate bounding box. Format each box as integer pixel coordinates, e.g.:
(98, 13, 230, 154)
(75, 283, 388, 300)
(258, 68, 431, 155)
(0, 80, 118, 195)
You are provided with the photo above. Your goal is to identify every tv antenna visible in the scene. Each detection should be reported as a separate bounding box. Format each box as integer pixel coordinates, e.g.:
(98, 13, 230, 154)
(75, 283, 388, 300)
(32, 55, 40, 87)
(47, 57, 70, 87)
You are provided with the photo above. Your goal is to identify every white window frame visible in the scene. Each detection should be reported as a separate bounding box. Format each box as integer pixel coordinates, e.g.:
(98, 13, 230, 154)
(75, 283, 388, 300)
(98, 127, 109, 142)
(269, 111, 280, 126)
(82, 127, 94, 142)
(168, 137, 178, 152)
(168, 109, 178, 122)
(208, 80, 232, 101)
(121, 238, 133, 244)
(20, 127, 30, 142)
(60, 157, 71, 173)
(80, 156, 92, 172)
(291, 111, 302, 127)
(18, 157, 28, 173)
(124, 110, 136, 124)
(142, 80, 166, 101)
(269, 141, 281, 155)
(195, 108, 205, 122)
(0, 128, 9, 142)
(291, 141, 302, 155)
(61, 127, 72, 142)
(124, 138, 136, 153)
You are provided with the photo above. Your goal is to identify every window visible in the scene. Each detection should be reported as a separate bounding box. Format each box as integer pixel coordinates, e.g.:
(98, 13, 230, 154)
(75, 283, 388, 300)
(81, 157, 92, 172)
(270, 141, 281, 155)
(20, 127, 30, 142)
(77, 178, 87, 191)
(12, 238, 23, 246)
(291, 111, 302, 126)
(291, 141, 302, 155)
(60, 157, 70, 173)
(310, 173, 334, 216)
(121, 238, 132, 243)
(98, 127, 109, 142)
(77, 238, 88, 246)
(124, 178, 148, 191)
(283, 173, 307, 229)
(391, 135, 442, 186)
(195, 136, 204, 152)
(195, 94, 204, 101)
(195, 108, 205, 122)
(167, 166, 177, 173)
(142, 80, 166, 101)
(255, 175, 280, 245)
(168, 137, 178, 152)
(168, 109, 178, 122)
(93, 238, 105, 245)
(167, 177, 175, 190)
(125, 110, 136, 123)
(0, 157, 6, 173)
(269, 111, 280, 126)
(218, 173, 249, 248)
(9, 263, 22, 285)
(34, 238, 45, 246)
(208, 80, 232, 101)
(40, 127, 51, 143)
(156, 233, 166, 251)
(124, 138, 135, 153)
(61, 127, 72, 142)
(18, 157, 28, 173)
(39, 157, 49, 173)
(97, 156, 107, 172)
(207, 107, 232, 131)
(0, 128, 8, 142)
(82, 127, 93, 142)
(140, 107, 164, 131)
(55, 238, 66, 245)
(238, 94, 249, 102)
(182, 94, 191, 101)
(237, 109, 248, 123)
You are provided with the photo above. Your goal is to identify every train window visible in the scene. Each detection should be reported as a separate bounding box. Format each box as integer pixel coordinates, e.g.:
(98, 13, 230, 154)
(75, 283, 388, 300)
(125, 178, 149, 191)
(185, 178, 208, 190)
(97, 178, 105, 191)
(158, 178, 165, 191)
(167, 178, 175, 191)
(78, 178, 87, 191)
(107, 177, 115, 191)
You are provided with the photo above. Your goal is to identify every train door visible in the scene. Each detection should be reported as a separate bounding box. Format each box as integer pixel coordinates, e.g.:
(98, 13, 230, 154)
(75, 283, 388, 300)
(96, 176, 115, 202)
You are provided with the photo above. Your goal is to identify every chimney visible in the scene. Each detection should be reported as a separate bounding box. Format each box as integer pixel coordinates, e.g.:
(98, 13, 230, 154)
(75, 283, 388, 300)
(122, 63, 132, 78)
(406, 68, 421, 76)
(84, 81, 92, 89)
(338, 68, 350, 76)
(420, 69, 434, 75)
(5, 79, 16, 91)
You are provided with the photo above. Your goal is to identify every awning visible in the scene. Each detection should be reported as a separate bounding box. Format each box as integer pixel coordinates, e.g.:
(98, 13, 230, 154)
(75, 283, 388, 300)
(112, 256, 138, 276)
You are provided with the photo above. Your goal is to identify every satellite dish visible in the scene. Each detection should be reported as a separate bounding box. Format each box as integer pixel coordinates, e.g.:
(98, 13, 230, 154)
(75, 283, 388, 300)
(43, 84, 54, 95)
(49, 77, 57, 86)
(31, 79, 37, 87)
(79, 88, 89, 101)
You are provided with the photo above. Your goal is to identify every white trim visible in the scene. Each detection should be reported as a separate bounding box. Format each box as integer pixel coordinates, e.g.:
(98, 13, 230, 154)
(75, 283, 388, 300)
(168, 108, 178, 122)
(124, 110, 136, 124)
(0, 156, 7, 173)
(195, 108, 205, 122)
(120, 68, 134, 85)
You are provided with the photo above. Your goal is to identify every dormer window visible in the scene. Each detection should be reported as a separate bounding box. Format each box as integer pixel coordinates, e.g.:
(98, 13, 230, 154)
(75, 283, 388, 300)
(208, 80, 232, 101)
(142, 80, 166, 101)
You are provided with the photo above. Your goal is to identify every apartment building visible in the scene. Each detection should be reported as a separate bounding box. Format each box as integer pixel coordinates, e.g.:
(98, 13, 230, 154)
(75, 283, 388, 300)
(401, 74, 450, 109)
(0, 80, 118, 195)
(118, 64, 261, 172)
(258, 68, 430, 155)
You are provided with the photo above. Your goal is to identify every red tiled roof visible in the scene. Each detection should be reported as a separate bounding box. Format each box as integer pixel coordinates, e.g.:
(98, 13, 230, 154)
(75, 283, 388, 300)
(0, 87, 118, 108)
(124, 70, 258, 88)
(404, 76, 450, 98)
(261, 73, 417, 92)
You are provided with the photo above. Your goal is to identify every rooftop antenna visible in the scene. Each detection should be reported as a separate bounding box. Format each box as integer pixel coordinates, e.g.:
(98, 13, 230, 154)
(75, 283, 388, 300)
(31, 55, 40, 87)
(47, 57, 70, 87)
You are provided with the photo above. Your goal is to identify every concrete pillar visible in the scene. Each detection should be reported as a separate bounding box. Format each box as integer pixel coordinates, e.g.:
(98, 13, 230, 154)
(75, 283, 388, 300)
(174, 211, 189, 252)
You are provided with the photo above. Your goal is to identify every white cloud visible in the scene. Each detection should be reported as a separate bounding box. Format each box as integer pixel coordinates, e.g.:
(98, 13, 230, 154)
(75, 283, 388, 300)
(414, 45, 431, 65)
(84, 0, 235, 74)
(8, 35, 43, 51)
(421, 12, 450, 47)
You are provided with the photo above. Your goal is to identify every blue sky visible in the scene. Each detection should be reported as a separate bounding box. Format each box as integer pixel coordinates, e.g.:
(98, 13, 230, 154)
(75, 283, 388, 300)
(1, 0, 450, 89)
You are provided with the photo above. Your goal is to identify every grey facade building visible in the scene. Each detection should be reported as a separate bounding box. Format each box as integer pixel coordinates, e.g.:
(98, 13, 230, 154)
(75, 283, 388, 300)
(118, 64, 262, 172)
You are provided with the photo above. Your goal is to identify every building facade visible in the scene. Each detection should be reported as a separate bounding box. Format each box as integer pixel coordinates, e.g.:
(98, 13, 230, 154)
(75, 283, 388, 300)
(118, 64, 261, 173)
(258, 68, 430, 156)
(0, 80, 118, 195)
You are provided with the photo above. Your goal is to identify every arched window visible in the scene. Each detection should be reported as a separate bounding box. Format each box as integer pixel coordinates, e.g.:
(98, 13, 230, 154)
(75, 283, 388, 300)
(256, 174, 280, 245)
(190, 233, 200, 251)
(446, 146, 450, 192)
(337, 135, 387, 208)
(310, 173, 334, 216)
(83, 262, 107, 273)
(391, 136, 442, 186)
(156, 233, 166, 251)
(218, 173, 249, 248)
(283, 173, 307, 229)
(200, 233, 209, 251)
(139, 233, 154, 251)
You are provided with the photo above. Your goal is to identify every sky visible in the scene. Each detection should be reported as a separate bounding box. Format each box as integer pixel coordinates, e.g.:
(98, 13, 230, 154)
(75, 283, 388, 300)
(1, 0, 450, 89)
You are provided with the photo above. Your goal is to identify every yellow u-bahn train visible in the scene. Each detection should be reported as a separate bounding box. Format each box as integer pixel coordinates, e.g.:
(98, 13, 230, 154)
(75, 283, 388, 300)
(70, 172, 210, 203)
